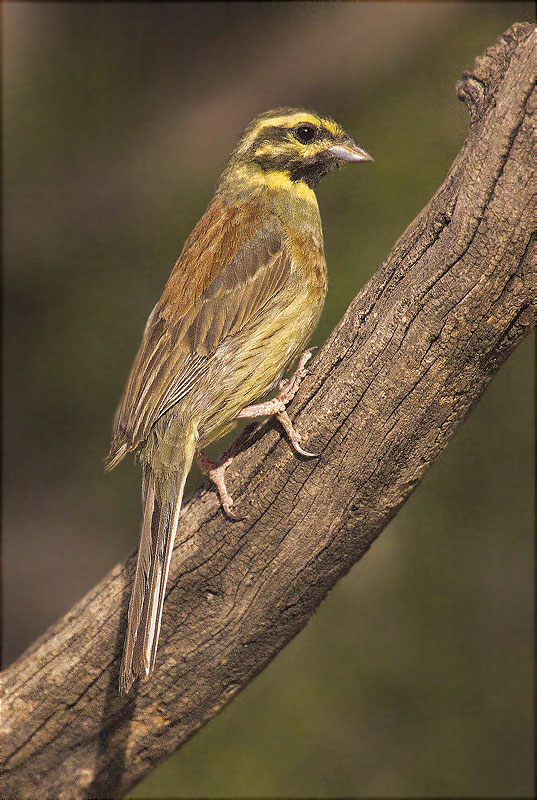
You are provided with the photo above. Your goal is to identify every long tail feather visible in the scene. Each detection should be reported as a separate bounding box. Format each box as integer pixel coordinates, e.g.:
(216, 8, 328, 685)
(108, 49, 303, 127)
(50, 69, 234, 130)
(119, 439, 194, 694)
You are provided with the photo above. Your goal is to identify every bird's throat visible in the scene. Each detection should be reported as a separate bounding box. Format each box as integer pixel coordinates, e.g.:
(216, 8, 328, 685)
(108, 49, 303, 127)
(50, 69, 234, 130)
(263, 169, 318, 206)
(219, 163, 317, 208)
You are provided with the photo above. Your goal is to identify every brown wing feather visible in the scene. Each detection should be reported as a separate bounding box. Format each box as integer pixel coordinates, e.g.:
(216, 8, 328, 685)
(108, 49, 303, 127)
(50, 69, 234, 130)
(106, 198, 291, 468)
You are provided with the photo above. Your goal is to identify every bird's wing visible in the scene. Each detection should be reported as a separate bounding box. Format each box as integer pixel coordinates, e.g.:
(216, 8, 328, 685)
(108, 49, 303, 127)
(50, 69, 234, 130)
(106, 198, 292, 467)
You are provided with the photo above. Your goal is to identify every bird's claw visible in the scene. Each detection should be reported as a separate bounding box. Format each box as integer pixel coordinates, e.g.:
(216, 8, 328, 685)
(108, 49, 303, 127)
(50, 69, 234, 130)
(292, 441, 319, 458)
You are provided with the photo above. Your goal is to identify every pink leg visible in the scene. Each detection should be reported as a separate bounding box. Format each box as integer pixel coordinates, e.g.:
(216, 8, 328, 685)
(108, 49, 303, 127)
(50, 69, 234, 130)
(198, 350, 317, 518)
(237, 349, 317, 457)
(196, 446, 242, 520)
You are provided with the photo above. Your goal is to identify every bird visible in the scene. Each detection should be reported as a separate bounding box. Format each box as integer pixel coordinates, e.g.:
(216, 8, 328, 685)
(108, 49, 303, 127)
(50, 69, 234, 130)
(106, 108, 372, 694)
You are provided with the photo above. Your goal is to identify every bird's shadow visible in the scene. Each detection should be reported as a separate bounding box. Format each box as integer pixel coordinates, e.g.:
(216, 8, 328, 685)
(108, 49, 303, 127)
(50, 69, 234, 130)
(228, 415, 307, 465)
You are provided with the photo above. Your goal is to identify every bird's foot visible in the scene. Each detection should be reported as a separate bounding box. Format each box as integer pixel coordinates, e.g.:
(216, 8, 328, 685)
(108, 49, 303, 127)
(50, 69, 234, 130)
(236, 348, 318, 457)
(199, 350, 317, 517)
(196, 446, 243, 520)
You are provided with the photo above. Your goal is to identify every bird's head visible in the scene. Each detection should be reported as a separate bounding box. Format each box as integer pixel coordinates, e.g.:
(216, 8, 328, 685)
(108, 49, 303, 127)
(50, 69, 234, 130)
(224, 108, 373, 191)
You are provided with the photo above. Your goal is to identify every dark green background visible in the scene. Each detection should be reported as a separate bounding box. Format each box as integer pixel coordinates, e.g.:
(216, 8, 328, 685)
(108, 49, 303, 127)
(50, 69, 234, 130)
(3, 2, 534, 797)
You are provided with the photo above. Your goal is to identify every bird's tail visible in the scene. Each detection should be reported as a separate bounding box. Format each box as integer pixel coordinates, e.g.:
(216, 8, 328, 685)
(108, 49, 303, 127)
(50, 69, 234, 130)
(119, 430, 196, 694)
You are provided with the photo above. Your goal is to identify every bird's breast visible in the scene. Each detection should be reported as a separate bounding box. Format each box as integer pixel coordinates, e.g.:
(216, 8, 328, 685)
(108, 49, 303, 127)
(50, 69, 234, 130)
(192, 250, 326, 448)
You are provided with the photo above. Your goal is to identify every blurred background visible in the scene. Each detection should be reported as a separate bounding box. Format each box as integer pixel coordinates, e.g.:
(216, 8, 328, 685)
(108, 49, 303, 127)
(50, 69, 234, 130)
(3, 2, 534, 797)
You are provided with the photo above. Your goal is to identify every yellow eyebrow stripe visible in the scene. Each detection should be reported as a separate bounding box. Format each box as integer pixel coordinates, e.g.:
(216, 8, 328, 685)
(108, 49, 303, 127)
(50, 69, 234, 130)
(323, 119, 342, 137)
(255, 112, 320, 129)
(239, 112, 324, 154)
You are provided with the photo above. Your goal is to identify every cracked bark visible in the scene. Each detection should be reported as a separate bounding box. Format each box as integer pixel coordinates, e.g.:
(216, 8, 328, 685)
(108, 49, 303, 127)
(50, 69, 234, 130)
(2, 22, 535, 800)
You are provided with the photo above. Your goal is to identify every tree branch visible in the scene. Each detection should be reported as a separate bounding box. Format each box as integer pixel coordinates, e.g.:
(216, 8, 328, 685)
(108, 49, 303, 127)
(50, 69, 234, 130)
(2, 22, 535, 800)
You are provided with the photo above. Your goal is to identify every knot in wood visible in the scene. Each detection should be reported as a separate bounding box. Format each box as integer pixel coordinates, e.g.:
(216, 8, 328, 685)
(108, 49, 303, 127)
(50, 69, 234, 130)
(457, 23, 534, 123)
(457, 72, 487, 121)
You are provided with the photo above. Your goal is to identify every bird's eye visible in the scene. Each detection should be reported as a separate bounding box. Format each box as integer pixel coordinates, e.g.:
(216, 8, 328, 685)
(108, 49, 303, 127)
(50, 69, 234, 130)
(294, 124, 317, 144)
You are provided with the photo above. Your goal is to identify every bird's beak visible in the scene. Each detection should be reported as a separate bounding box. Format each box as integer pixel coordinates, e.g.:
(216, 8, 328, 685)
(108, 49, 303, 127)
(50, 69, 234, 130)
(328, 140, 374, 163)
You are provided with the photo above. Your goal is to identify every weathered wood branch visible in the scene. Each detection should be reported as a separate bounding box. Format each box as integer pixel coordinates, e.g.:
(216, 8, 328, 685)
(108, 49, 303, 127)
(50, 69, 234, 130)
(2, 22, 535, 800)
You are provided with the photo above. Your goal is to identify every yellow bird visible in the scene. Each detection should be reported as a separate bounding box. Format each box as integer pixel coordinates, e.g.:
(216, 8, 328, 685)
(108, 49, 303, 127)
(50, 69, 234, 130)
(106, 108, 372, 694)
